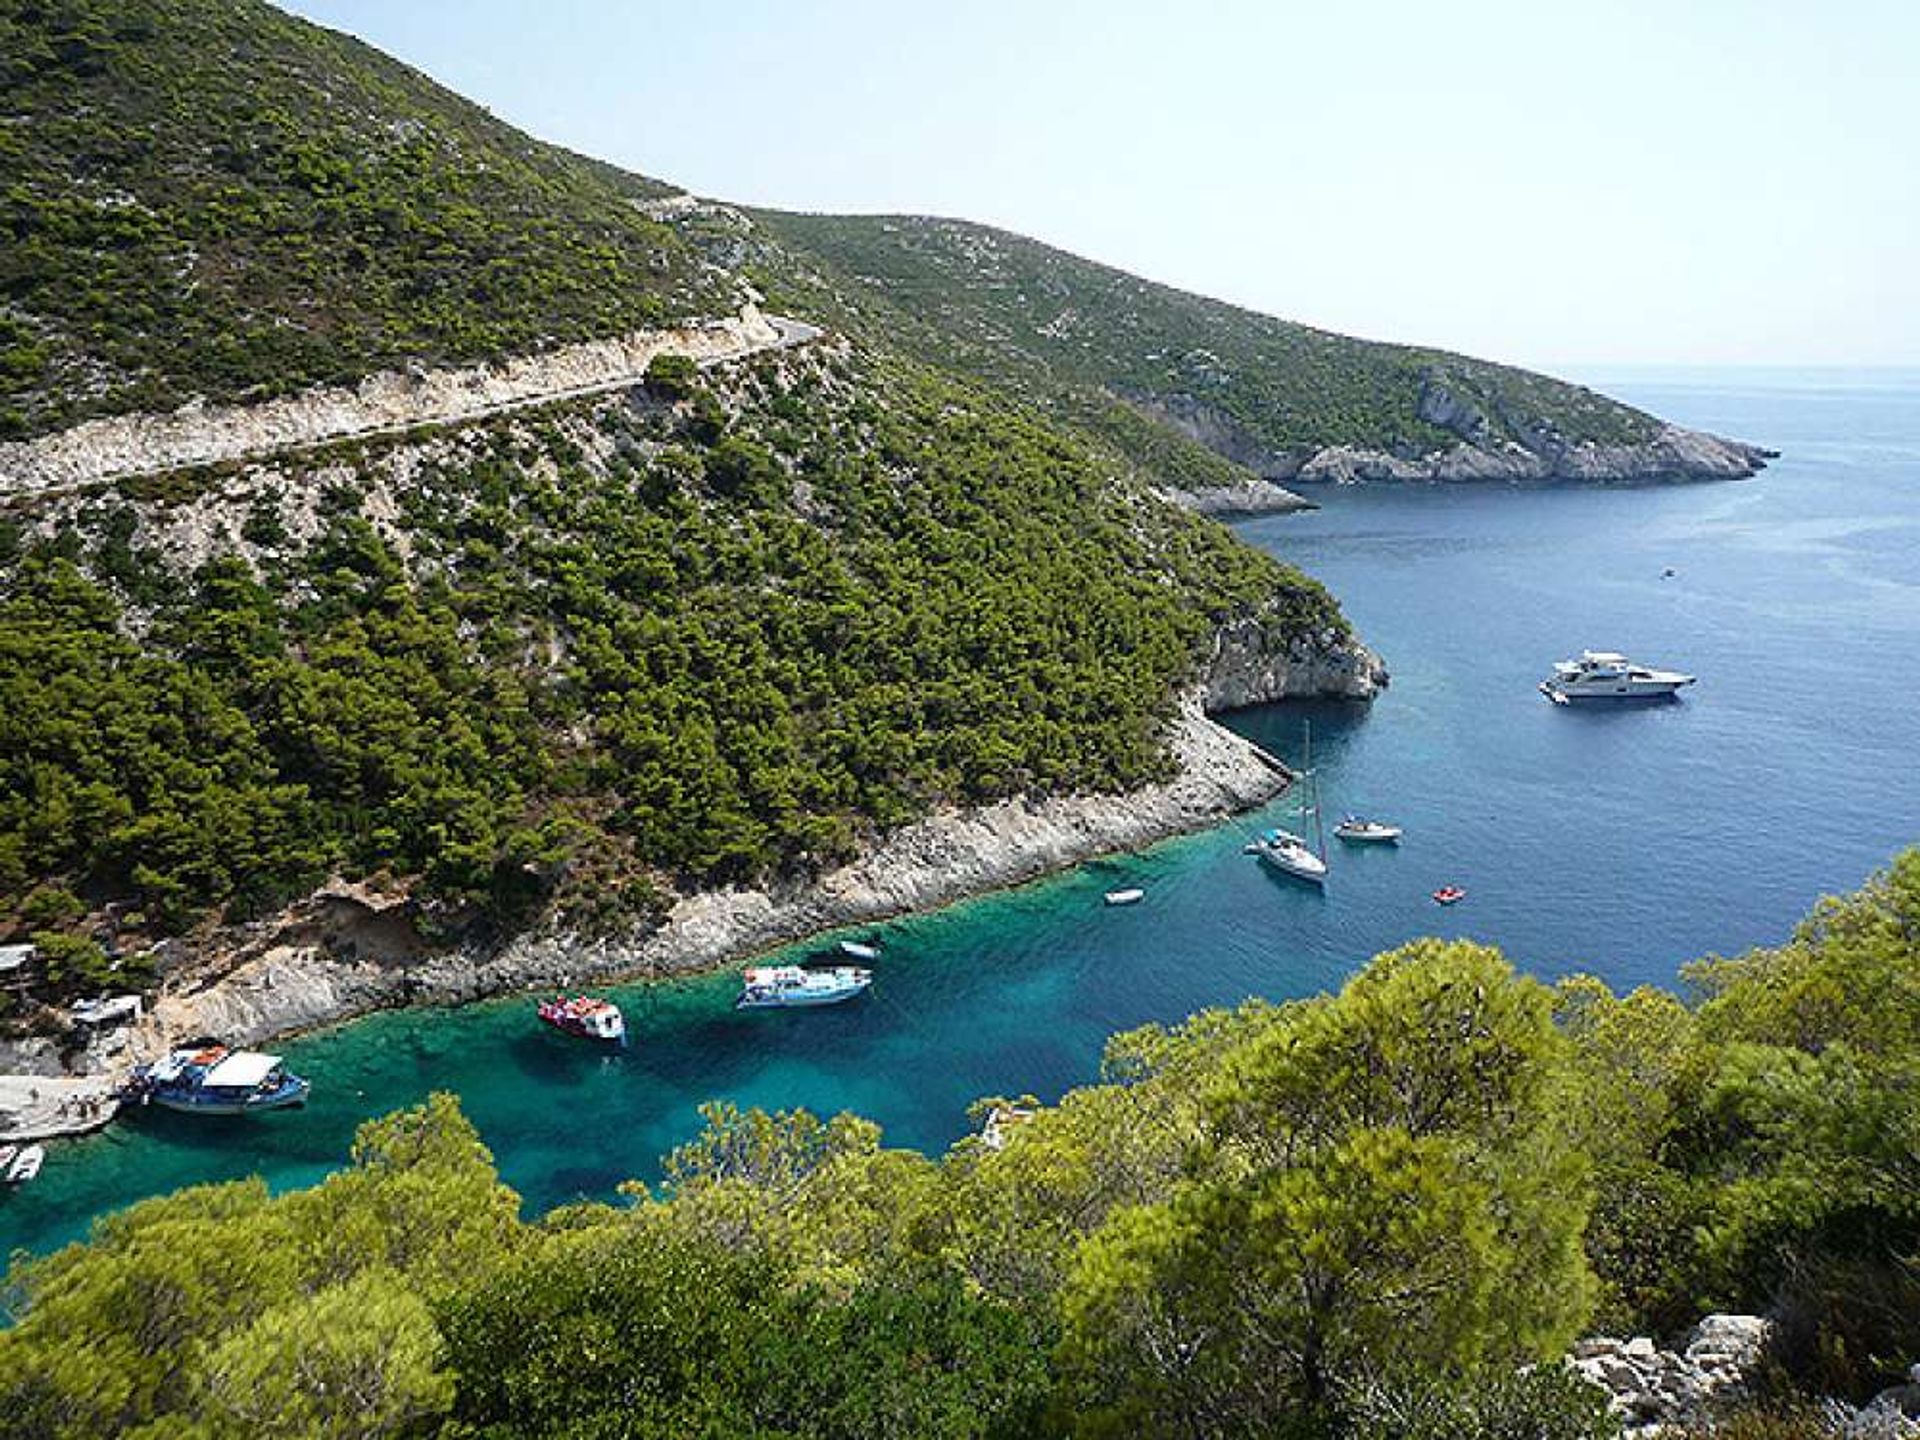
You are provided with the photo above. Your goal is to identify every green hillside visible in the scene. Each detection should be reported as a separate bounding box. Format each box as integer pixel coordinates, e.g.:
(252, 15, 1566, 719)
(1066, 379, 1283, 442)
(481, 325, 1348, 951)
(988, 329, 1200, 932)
(1, 339, 1334, 965)
(0, 0, 731, 438)
(753, 211, 1666, 475)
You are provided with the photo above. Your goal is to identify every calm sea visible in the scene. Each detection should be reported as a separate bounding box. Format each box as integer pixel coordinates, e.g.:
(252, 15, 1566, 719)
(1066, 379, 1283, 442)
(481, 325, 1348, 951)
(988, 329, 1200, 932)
(5, 368, 1916, 1258)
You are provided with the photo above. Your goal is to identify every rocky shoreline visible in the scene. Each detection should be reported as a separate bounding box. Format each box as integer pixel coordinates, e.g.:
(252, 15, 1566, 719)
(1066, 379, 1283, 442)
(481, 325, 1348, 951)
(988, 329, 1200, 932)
(1133, 388, 1774, 504)
(129, 683, 1363, 1058)
(1286, 422, 1775, 487)
(0, 631, 1387, 1126)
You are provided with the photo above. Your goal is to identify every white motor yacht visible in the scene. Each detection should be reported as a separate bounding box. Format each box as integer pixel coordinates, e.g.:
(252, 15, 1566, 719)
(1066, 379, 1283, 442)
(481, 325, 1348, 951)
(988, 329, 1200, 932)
(1540, 650, 1695, 703)
(1333, 816, 1402, 844)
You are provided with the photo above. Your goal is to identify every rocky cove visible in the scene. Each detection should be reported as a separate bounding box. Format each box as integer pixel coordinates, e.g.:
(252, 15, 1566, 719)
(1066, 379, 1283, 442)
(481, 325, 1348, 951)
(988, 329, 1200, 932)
(0, 632, 1389, 1111)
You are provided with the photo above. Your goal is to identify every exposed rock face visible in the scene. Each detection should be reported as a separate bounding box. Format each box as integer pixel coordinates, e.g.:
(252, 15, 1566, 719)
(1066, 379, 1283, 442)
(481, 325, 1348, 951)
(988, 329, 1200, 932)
(0, 304, 785, 499)
(1571, 1315, 1773, 1432)
(1203, 617, 1389, 711)
(127, 689, 1299, 1055)
(1415, 371, 1494, 445)
(1127, 390, 1771, 492)
(1293, 424, 1773, 486)
(1128, 392, 1302, 480)
(1822, 1366, 1920, 1439)
(1154, 476, 1312, 517)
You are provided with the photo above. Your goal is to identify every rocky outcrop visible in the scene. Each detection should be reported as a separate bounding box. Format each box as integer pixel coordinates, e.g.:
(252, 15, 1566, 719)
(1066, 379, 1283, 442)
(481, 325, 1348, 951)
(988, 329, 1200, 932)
(1125, 390, 1771, 492)
(1154, 476, 1312, 517)
(1293, 423, 1773, 486)
(1203, 618, 1388, 711)
(1572, 1315, 1774, 1432)
(1822, 1369, 1920, 1439)
(1573, 1317, 1920, 1437)
(126, 688, 1303, 1056)
(1127, 392, 1302, 480)
(0, 304, 787, 499)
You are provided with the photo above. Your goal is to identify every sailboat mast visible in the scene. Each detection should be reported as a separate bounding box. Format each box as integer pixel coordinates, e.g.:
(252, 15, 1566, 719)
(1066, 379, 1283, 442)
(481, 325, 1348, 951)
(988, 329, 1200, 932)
(1305, 720, 1325, 860)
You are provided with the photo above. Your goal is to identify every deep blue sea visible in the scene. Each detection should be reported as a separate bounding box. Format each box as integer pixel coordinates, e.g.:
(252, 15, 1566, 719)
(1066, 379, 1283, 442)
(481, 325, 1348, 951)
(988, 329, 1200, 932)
(5, 368, 1917, 1259)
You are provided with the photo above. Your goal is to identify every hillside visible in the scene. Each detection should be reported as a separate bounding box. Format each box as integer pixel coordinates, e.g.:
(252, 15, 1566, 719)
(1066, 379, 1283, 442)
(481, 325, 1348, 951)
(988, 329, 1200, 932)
(0, 0, 1395, 1007)
(0, 0, 732, 438)
(750, 211, 1771, 500)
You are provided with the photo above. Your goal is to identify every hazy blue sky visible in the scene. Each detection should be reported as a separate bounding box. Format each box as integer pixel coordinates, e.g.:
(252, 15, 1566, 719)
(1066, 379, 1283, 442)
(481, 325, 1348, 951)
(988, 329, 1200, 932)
(281, 1, 1917, 367)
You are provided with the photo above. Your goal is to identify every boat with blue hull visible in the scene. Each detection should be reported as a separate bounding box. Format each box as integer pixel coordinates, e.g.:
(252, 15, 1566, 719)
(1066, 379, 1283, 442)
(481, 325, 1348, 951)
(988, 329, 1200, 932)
(125, 1047, 311, 1115)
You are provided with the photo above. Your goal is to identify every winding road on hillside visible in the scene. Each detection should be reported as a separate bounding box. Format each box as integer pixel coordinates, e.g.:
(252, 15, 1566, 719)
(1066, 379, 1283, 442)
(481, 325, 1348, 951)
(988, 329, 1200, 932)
(0, 308, 825, 500)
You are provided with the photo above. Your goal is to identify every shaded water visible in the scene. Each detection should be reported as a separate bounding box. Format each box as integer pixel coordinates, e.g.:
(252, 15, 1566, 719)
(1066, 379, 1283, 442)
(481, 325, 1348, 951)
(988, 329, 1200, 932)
(6, 368, 1917, 1259)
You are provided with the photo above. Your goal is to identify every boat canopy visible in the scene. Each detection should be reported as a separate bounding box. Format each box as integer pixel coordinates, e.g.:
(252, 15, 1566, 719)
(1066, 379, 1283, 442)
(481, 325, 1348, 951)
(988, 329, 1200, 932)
(202, 1052, 282, 1089)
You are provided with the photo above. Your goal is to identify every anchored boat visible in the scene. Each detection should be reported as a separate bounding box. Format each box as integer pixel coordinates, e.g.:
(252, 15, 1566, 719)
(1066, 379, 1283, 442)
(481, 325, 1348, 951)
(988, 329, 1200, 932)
(1103, 887, 1145, 906)
(737, 964, 871, 1009)
(126, 1047, 311, 1115)
(4, 1144, 43, 1184)
(1252, 721, 1329, 885)
(1540, 650, 1695, 703)
(1253, 827, 1328, 884)
(538, 995, 626, 1044)
(1333, 816, 1402, 844)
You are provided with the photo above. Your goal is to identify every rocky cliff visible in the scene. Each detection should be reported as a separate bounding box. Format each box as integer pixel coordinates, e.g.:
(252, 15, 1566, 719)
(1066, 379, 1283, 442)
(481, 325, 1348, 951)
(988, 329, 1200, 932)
(1203, 616, 1389, 711)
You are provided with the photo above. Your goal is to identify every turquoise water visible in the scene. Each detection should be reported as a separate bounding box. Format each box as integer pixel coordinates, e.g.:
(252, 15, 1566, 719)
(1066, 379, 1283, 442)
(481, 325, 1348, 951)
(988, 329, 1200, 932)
(6, 368, 1918, 1259)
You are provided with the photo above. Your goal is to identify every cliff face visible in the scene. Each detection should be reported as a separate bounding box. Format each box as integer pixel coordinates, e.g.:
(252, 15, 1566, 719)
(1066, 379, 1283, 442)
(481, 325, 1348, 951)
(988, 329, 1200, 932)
(1203, 616, 1389, 711)
(1292, 423, 1772, 486)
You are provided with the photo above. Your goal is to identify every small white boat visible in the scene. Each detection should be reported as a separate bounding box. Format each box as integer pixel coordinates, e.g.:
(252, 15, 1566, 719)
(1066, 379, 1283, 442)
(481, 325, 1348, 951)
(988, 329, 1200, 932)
(1103, 887, 1145, 906)
(1540, 650, 1695, 703)
(5, 1144, 44, 1184)
(1333, 816, 1402, 844)
(737, 964, 872, 1009)
(838, 939, 882, 962)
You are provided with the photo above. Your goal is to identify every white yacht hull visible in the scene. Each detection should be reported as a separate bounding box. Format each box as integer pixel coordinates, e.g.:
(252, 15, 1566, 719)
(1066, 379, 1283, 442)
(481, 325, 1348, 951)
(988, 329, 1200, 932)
(1334, 825, 1401, 844)
(1256, 846, 1327, 885)
(1540, 675, 1694, 702)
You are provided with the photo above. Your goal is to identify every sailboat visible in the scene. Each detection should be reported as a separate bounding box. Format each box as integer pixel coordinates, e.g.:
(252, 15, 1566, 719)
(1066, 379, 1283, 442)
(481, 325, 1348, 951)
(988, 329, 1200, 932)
(1251, 721, 1328, 885)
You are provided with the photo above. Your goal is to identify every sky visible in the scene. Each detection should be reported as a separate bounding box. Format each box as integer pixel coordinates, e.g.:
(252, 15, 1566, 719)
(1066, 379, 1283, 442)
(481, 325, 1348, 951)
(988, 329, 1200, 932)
(279, 0, 1919, 368)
